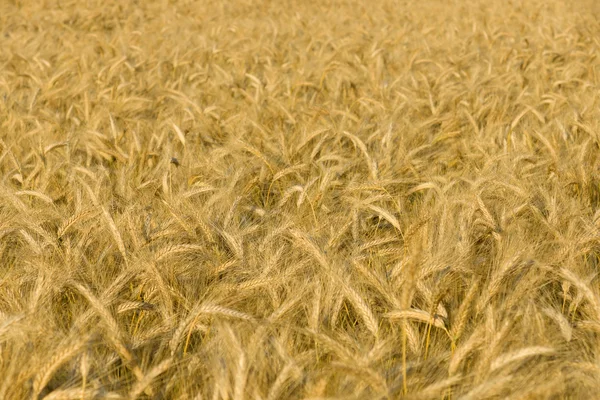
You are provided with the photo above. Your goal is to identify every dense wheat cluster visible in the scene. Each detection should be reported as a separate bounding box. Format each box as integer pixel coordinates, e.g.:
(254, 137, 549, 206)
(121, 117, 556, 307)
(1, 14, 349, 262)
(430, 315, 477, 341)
(1, 0, 600, 398)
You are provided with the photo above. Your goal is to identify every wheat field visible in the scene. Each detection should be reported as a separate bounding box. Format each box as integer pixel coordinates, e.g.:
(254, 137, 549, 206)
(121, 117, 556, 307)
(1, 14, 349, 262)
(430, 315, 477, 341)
(1, 0, 600, 399)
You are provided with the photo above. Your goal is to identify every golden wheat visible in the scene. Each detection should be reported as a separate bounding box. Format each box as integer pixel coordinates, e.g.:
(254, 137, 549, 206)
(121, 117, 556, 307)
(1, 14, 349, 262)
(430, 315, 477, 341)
(1, 0, 599, 398)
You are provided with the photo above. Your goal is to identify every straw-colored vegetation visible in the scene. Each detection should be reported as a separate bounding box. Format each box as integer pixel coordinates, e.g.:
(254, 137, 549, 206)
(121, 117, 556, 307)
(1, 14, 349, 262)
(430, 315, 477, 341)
(1, 0, 599, 398)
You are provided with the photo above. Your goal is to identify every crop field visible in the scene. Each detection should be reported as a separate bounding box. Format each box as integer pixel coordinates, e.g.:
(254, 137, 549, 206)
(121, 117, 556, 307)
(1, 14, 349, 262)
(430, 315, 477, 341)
(1, 0, 600, 398)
